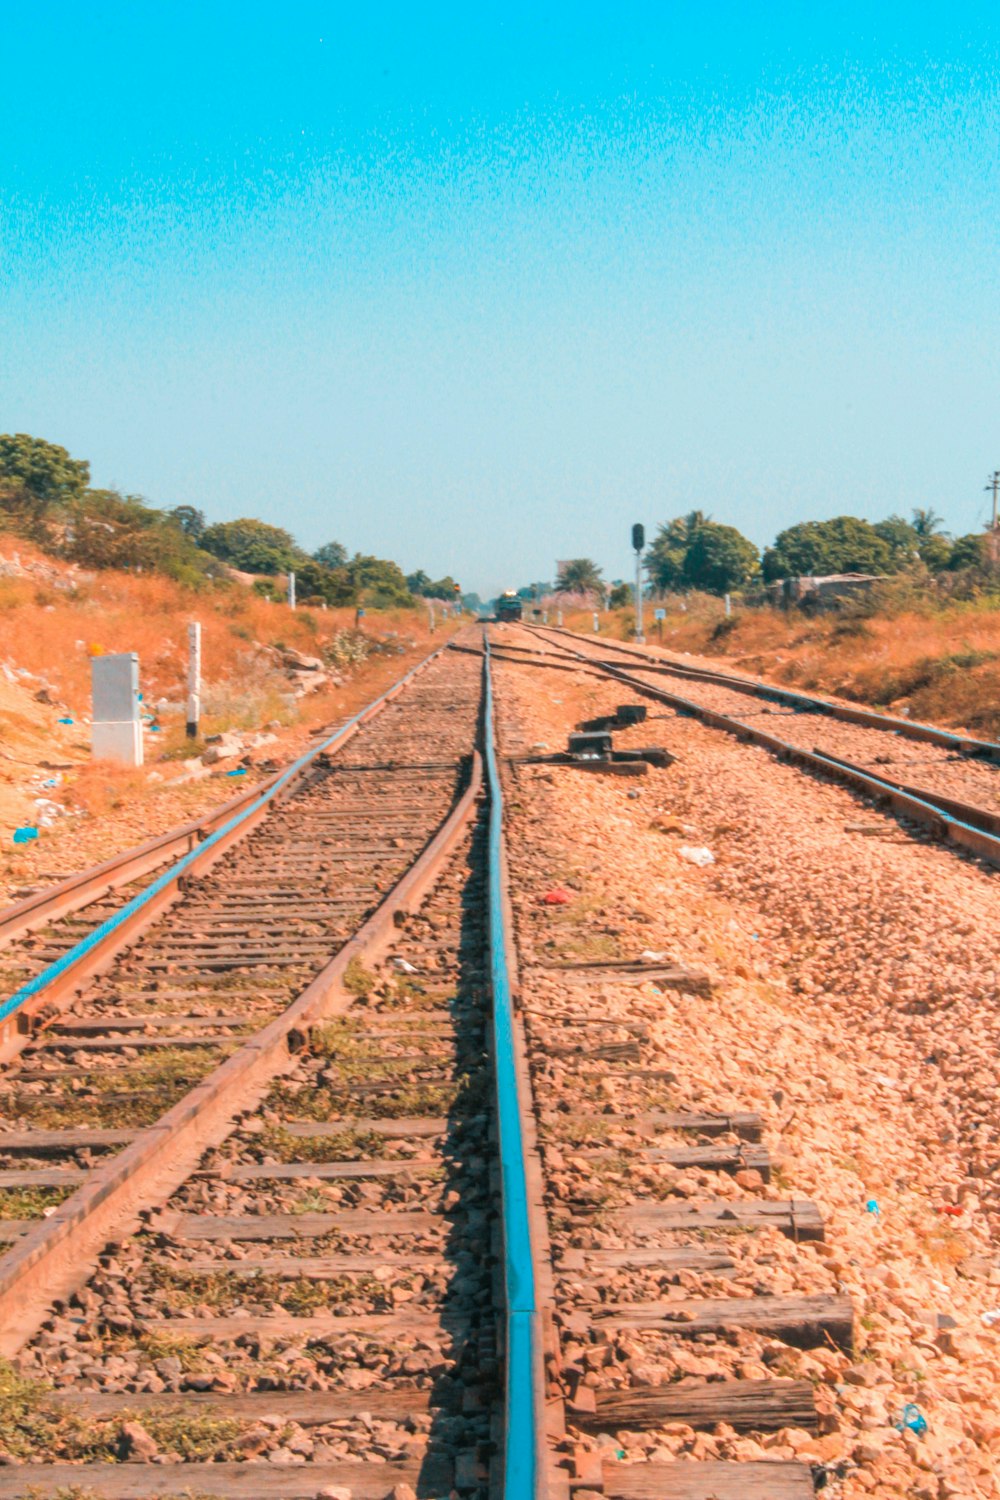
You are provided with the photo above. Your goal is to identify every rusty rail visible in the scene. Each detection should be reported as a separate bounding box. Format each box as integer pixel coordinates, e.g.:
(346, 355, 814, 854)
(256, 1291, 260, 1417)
(523, 627, 1000, 871)
(536, 624, 1000, 762)
(0, 645, 447, 1059)
(0, 750, 483, 1354)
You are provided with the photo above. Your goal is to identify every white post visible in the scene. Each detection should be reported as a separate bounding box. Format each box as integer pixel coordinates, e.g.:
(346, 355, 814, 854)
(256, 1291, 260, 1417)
(288, 571, 296, 610)
(186, 622, 201, 739)
(593, 612, 599, 632)
(557, 608, 563, 626)
(725, 593, 732, 617)
(428, 600, 436, 633)
(635, 549, 645, 642)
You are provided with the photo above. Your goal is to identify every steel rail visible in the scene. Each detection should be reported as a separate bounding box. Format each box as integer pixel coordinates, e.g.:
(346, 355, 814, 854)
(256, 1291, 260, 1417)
(0, 747, 484, 1355)
(483, 637, 549, 1499)
(0, 646, 448, 1057)
(535, 624, 1000, 762)
(0, 775, 282, 948)
(0, 645, 457, 951)
(522, 627, 1000, 871)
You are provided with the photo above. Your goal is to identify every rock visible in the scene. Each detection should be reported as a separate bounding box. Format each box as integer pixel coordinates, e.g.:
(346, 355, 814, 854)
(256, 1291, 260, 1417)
(281, 648, 325, 672)
(202, 735, 243, 765)
(118, 1421, 159, 1461)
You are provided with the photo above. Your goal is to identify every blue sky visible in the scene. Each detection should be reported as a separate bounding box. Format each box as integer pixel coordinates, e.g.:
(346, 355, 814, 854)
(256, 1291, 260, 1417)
(3, 3, 1000, 595)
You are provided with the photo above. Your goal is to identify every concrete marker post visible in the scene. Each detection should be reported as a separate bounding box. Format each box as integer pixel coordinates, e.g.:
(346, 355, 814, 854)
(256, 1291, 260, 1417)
(287, 571, 296, 610)
(186, 622, 201, 740)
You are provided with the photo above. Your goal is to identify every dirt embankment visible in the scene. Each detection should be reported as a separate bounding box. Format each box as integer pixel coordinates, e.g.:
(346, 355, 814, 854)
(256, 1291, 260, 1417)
(0, 543, 457, 901)
(559, 597, 1000, 739)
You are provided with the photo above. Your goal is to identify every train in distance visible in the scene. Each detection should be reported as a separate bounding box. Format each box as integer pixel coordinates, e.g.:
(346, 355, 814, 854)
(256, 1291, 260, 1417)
(495, 591, 523, 622)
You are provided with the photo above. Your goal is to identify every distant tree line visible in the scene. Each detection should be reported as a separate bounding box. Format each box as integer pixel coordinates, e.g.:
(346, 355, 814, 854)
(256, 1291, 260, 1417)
(0, 433, 453, 611)
(508, 506, 998, 607)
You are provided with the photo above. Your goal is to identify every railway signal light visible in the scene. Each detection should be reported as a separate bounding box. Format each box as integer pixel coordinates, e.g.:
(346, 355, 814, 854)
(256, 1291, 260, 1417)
(632, 523, 645, 642)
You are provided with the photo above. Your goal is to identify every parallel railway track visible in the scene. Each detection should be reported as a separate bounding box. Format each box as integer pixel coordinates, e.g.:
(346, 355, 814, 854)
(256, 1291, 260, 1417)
(511, 625, 1000, 869)
(0, 630, 885, 1496)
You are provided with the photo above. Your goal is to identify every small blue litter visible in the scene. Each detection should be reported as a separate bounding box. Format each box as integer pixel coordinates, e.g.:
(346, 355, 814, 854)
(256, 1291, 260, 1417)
(865, 1199, 880, 1218)
(148, 724, 160, 733)
(137, 692, 144, 701)
(13, 826, 39, 844)
(41, 778, 58, 788)
(896, 1403, 927, 1435)
(57, 717, 74, 726)
(226, 767, 247, 777)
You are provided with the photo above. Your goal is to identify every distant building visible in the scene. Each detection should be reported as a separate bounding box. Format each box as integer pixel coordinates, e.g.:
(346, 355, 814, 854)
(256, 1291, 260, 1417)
(764, 573, 885, 612)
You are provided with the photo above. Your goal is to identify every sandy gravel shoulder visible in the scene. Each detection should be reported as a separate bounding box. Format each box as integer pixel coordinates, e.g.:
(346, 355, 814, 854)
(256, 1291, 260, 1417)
(495, 648, 1000, 1500)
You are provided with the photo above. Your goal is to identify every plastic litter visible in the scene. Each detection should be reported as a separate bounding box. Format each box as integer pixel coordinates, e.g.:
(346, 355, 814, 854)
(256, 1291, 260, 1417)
(540, 888, 573, 905)
(57, 716, 74, 726)
(936, 1204, 964, 1217)
(639, 950, 667, 962)
(226, 767, 247, 777)
(895, 1403, 927, 1436)
(678, 845, 715, 867)
(981, 1309, 1000, 1327)
(13, 826, 39, 844)
(392, 958, 419, 974)
(865, 1198, 880, 1218)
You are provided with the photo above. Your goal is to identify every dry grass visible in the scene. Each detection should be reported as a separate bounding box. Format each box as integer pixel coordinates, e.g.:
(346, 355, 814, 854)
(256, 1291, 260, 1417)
(0, 543, 435, 719)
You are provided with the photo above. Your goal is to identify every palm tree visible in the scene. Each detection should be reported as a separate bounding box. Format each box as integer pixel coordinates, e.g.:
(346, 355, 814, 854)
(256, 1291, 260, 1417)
(556, 558, 604, 598)
(911, 507, 946, 539)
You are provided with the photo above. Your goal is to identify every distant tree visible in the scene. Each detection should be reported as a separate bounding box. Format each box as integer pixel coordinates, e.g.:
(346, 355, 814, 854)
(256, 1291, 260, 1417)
(556, 558, 604, 597)
(682, 522, 759, 594)
(200, 518, 301, 574)
(67, 490, 214, 584)
(946, 533, 988, 571)
(873, 515, 920, 566)
(911, 507, 946, 539)
(516, 581, 552, 601)
(293, 558, 356, 606)
(645, 512, 711, 591)
(608, 581, 633, 608)
(406, 570, 431, 594)
(917, 534, 953, 572)
(167, 505, 206, 540)
(314, 541, 348, 568)
(0, 433, 90, 533)
(420, 575, 459, 600)
(347, 554, 414, 607)
(762, 517, 895, 582)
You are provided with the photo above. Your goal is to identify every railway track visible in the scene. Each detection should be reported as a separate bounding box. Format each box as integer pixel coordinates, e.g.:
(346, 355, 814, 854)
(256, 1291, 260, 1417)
(0, 630, 894, 1496)
(509, 625, 1000, 869)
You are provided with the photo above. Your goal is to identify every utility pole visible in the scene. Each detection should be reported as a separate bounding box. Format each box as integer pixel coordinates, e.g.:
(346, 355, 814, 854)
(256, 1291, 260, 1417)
(632, 523, 645, 643)
(986, 472, 1000, 531)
